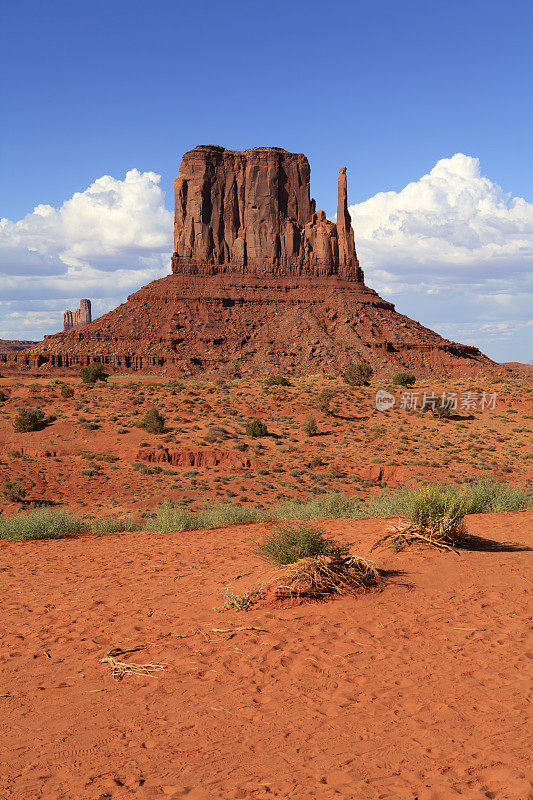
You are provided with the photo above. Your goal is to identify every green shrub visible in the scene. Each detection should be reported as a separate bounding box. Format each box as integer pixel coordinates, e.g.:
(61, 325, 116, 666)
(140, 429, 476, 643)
(367, 481, 529, 527)
(216, 586, 257, 612)
(91, 516, 138, 534)
(257, 523, 344, 565)
(464, 480, 529, 513)
(425, 403, 453, 419)
(265, 375, 291, 387)
(0, 509, 88, 541)
(80, 363, 108, 384)
(13, 408, 45, 432)
(245, 419, 268, 437)
(276, 492, 361, 521)
(403, 485, 472, 539)
(60, 384, 75, 399)
(145, 502, 266, 533)
(1, 481, 26, 503)
(142, 408, 166, 434)
(317, 388, 336, 414)
(392, 372, 415, 387)
(343, 363, 373, 387)
(302, 417, 318, 436)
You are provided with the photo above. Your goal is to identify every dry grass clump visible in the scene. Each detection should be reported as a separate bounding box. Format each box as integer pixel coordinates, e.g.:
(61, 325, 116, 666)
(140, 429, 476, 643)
(372, 484, 472, 552)
(262, 554, 382, 600)
(0, 509, 89, 541)
(257, 522, 342, 564)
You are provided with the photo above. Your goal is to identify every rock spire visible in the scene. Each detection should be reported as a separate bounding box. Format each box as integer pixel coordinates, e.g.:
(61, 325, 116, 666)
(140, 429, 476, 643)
(171, 145, 363, 280)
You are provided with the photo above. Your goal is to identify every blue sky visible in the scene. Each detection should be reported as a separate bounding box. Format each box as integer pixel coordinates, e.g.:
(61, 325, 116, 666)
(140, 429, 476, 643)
(1, 0, 532, 361)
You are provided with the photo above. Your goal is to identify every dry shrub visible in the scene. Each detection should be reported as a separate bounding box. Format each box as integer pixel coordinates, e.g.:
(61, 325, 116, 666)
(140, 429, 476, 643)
(372, 484, 473, 552)
(261, 554, 382, 602)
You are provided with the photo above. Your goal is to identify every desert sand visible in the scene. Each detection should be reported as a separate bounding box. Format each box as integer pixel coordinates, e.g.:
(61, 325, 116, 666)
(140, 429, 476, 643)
(1, 511, 532, 800)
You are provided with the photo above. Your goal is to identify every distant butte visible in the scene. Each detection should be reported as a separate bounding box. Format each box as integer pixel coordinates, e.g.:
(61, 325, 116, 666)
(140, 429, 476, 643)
(64, 299, 92, 331)
(0, 145, 505, 377)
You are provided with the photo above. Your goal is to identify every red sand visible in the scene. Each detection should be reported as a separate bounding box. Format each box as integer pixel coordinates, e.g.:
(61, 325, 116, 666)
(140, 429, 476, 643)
(1, 512, 532, 799)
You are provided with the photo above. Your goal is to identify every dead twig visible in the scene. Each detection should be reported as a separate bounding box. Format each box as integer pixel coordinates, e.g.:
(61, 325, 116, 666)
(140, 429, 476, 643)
(211, 626, 267, 640)
(372, 521, 460, 553)
(100, 646, 165, 680)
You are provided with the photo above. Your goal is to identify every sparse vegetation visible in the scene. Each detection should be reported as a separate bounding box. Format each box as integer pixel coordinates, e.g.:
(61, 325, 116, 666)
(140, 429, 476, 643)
(91, 516, 139, 534)
(343, 362, 373, 387)
(60, 384, 75, 399)
(245, 419, 268, 438)
(367, 480, 529, 520)
(13, 408, 45, 432)
(1, 480, 26, 503)
(302, 417, 318, 436)
(392, 372, 416, 387)
(257, 522, 344, 565)
(80, 363, 108, 384)
(370, 480, 529, 551)
(464, 479, 529, 513)
(317, 388, 336, 414)
(276, 492, 361, 521)
(426, 403, 453, 419)
(265, 375, 291, 387)
(216, 586, 258, 612)
(0, 509, 88, 541)
(145, 501, 266, 533)
(142, 408, 166, 434)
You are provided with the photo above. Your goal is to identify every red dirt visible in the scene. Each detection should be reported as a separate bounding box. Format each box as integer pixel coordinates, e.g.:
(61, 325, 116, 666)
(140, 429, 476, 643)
(0, 375, 531, 519)
(1, 512, 532, 799)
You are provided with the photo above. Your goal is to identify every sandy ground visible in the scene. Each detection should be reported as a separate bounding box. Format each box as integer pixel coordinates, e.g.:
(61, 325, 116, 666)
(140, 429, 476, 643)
(1, 512, 532, 800)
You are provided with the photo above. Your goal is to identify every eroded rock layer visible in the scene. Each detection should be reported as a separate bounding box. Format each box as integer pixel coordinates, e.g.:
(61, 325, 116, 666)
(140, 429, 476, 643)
(172, 146, 362, 280)
(1, 145, 501, 377)
(64, 300, 92, 331)
(3, 273, 495, 377)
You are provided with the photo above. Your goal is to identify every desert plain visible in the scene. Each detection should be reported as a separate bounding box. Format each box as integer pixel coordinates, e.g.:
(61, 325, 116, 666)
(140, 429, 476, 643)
(0, 371, 532, 799)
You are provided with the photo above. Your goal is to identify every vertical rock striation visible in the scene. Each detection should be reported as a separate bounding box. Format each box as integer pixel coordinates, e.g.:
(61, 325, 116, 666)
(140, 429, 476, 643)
(64, 300, 92, 331)
(171, 145, 363, 280)
(2, 144, 497, 379)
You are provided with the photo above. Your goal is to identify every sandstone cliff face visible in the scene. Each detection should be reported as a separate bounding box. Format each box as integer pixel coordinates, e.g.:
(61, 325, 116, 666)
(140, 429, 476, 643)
(1, 145, 502, 379)
(172, 146, 362, 280)
(64, 300, 92, 331)
(7, 272, 496, 378)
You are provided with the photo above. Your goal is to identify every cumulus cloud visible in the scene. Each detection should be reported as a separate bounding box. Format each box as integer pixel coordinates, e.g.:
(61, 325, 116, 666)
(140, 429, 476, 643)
(0, 169, 172, 337)
(348, 154, 533, 362)
(350, 153, 533, 279)
(0, 155, 531, 361)
(1, 169, 172, 273)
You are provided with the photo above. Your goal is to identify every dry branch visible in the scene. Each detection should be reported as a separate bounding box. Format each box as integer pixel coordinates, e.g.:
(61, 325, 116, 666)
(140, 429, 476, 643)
(100, 647, 165, 680)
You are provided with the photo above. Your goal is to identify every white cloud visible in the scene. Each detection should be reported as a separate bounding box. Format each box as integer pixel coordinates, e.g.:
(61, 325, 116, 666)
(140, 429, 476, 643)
(1, 169, 172, 273)
(350, 153, 532, 278)
(0, 155, 531, 362)
(348, 154, 533, 362)
(0, 169, 172, 338)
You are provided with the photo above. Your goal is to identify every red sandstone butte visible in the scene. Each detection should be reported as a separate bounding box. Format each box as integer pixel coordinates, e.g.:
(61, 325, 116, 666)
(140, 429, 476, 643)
(0, 145, 506, 377)
(172, 145, 362, 280)
(63, 299, 92, 331)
